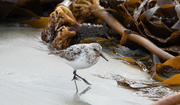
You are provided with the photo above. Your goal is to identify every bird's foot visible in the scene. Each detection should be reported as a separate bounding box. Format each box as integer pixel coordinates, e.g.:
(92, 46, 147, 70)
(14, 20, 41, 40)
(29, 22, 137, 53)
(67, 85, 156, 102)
(81, 78, 91, 85)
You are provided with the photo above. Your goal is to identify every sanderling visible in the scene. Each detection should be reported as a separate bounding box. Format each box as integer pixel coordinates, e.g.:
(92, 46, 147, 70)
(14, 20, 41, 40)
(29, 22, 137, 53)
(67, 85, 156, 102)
(49, 43, 108, 91)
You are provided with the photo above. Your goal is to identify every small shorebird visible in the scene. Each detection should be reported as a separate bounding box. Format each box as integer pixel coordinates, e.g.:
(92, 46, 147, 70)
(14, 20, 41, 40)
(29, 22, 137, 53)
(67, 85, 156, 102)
(49, 43, 108, 92)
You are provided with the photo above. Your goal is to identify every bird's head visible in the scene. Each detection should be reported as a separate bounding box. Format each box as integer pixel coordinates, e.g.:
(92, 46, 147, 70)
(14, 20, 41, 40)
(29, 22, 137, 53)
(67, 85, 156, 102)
(90, 43, 108, 62)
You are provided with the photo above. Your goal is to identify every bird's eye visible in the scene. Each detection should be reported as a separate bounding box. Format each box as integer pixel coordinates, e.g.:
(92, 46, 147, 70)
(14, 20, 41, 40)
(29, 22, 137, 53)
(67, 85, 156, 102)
(93, 48, 97, 51)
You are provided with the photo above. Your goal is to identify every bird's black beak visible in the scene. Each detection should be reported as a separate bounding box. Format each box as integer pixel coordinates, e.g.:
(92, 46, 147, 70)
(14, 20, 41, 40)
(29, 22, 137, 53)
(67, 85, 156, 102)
(99, 53, 108, 61)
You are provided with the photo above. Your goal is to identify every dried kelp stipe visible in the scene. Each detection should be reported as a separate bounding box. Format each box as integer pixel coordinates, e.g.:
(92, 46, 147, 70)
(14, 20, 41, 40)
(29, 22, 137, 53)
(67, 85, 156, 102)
(41, 5, 119, 50)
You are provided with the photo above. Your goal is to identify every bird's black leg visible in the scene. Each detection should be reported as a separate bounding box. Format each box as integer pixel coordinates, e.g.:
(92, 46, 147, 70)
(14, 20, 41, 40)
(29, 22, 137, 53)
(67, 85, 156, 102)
(76, 74, 91, 85)
(72, 70, 79, 80)
(73, 70, 91, 85)
(73, 70, 79, 93)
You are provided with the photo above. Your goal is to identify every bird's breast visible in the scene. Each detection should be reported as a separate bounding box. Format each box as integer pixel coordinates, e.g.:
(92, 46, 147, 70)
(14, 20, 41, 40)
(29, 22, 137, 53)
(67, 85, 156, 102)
(61, 53, 100, 70)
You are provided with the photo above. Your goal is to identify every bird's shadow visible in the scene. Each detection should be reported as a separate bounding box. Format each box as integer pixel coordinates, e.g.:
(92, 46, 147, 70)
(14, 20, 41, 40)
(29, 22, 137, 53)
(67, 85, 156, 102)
(72, 86, 92, 105)
(76, 86, 91, 95)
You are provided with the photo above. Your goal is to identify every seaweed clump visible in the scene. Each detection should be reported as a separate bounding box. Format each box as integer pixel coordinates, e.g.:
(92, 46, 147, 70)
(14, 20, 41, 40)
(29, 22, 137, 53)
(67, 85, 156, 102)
(41, 4, 119, 50)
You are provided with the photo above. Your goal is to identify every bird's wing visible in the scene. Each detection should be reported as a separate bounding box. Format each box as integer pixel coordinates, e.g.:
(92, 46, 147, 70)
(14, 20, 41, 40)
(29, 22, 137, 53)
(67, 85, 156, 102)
(62, 46, 82, 60)
(49, 45, 82, 61)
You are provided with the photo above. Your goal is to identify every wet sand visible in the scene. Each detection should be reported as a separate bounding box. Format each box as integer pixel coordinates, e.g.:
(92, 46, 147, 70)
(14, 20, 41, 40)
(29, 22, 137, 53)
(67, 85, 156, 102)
(0, 24, 153, 105)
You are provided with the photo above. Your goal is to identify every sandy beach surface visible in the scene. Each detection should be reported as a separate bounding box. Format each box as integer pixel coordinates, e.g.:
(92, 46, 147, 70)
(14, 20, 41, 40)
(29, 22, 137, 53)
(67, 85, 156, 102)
(0, 24, 153, 105)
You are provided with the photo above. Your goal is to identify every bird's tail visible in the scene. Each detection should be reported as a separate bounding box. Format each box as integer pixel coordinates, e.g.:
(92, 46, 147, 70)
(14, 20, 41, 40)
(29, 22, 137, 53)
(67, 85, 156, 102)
(48, 50, 63, 56)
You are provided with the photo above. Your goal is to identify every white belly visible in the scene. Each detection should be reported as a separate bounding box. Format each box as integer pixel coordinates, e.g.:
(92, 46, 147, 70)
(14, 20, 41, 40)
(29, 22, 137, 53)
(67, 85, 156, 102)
(61, 55, 100, 70)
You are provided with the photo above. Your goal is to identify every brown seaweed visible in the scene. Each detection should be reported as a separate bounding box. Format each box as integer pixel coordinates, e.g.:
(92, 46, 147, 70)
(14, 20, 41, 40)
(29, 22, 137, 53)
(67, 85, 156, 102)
(41, 5, 119, 50)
